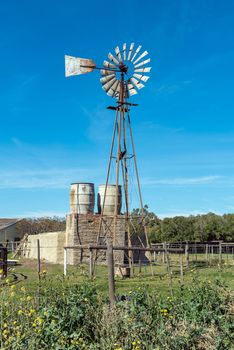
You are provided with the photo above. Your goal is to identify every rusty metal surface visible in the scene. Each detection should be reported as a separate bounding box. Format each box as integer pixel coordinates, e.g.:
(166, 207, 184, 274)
(101, 69, 115, 76)
(115, 46, 122, 62)
(103, 60, 116, 69)
(108, 53, 119, 65)
(127, 42, 134, 61)
(133, 73, 150, 82)
(122, 43, 126, 60)
(70, 183, 95, 214)
(133, 50, 148, 65)
(100, 74, 116, 84)
(127, 83, 137, 96)
(134, 58, 151, 68)
(131, 45, 142, 62)
(65, 55, 96, 76)
(107, 80, 120, 97)
(130, 77, 145, 90)
(102, 77, 117, 92)
(134, 67, 151, 73)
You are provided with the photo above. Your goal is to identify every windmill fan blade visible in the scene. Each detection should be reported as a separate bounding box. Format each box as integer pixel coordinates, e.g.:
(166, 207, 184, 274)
(127, 83, 138, 96)
(131, 77, 145, 90)
(123, 43, 126, 61)
(133, 73, 150, 83)
(127, 43, 134, 61)
(134, 58, 151, 68)
(134, 67, 152, 73)
(115, 46, 122, 62)
(101, 69, 115, 76)
(131, 45, 142, 62)
(65, 55, 96, 76)
(133, 50, 148, 65)
(103, 60, 117, 69)
(107, 80, 120, 96)
(102, 77, 117, 91)
(108, 53, 119, 65)
(100, 74, 116, 84)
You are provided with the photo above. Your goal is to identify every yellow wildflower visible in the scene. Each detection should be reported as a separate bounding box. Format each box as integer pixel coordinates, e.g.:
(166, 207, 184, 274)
(18, 310, 23, 315)
(11, 285, 16, 289)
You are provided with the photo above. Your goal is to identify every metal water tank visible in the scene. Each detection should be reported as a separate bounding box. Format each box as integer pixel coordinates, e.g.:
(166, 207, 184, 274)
(70, 183, 95, 214)
(98, 184, 122, 215)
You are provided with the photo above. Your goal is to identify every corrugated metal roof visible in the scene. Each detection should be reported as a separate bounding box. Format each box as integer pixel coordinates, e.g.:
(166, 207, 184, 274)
(0, 218, 23, 231)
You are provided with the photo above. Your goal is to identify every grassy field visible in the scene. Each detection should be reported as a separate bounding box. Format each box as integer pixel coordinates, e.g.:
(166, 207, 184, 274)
(5, 253, 234, 297)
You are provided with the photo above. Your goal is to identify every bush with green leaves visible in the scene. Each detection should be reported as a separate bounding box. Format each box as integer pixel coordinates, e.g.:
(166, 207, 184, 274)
(0, 277, 233, 349)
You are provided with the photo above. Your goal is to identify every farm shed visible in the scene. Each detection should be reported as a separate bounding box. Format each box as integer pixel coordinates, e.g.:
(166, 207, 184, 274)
(0, 218, 24, 244)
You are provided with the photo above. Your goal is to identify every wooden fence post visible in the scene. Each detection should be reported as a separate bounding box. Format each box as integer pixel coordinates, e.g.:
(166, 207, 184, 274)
(185, 242, 189, 268)
(107, 243, 116, 306)
(163, 242, 166, 264)
(0, 248, 7, 278)
(179, 254, 183, 283)
(195, 242, 197, 262)
(165, 243, 173, 296)
(138, 250, 142, 273)
(89, 248, 94, 278)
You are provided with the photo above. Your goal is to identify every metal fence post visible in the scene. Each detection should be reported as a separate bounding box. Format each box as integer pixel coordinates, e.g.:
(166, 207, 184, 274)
(37, 239, 41, 279)
(64, 248, 67, 276)
(219, 242, 222, 268)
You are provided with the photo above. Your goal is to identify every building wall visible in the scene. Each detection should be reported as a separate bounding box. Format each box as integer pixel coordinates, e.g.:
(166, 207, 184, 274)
(0, 223, 24, 243)
(24, 231, 65, 264)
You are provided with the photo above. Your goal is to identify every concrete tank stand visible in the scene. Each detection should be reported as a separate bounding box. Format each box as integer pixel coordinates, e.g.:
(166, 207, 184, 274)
(65, 213, 126, 265)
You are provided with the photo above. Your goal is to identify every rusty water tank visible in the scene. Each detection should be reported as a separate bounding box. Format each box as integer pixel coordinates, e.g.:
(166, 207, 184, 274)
(97, 184, 122, 215)
(70, 183, 95, 214)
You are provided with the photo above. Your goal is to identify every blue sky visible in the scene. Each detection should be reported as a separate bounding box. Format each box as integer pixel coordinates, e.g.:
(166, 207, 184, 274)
(1, 0, 234, 218)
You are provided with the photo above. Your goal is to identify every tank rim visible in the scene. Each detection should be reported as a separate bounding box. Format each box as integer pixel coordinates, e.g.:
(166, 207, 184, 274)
(71, 182, 94, 185)
(99, 184, 122, 187)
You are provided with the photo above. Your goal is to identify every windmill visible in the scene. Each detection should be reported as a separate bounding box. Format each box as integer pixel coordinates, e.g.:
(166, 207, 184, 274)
(65, 43, 151, 261)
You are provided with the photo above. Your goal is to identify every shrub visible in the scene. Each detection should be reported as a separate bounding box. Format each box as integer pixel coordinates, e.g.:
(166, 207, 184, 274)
(0, 277, 233, 349)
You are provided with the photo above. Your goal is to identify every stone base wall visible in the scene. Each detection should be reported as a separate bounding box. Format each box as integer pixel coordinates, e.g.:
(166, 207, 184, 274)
(65, 213, 126, 265)
(24, 231, 65, 264)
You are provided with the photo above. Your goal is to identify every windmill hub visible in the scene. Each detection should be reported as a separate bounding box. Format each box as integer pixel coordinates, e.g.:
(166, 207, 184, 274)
(119, 63, 128, 73)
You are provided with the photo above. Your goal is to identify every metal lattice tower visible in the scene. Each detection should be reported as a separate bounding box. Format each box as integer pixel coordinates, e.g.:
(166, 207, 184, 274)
(65, 43, 151, 258)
